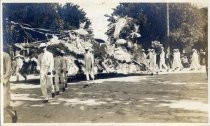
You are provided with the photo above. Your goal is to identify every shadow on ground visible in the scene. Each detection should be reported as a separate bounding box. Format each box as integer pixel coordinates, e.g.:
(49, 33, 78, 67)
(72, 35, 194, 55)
(9, 73, 208, 123)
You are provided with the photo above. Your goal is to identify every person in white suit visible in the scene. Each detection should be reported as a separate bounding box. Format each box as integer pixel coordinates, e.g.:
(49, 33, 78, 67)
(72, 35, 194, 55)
(3, 52, 17, 123)
(53, 52, 63, 95)
(37, 43, 54, 103)
(61, 51, 69, 89)
(84, 47, 95, 82)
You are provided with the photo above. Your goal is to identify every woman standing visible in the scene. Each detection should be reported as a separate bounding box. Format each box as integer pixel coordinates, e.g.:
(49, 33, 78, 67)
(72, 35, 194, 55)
(190, 49, 201, 70)
(177, 49, 183, 70)
(172, 49, 179, 71)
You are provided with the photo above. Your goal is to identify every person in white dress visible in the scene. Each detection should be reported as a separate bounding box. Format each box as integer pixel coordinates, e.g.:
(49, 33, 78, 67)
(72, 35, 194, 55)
(177, 49, 183, 70)
(190, 49, 201, 70)
(172, 49, 179, 71)
(146, 49, 152, 71)
(149, 49, 157, 74)
(14, 54, 25, 81)
(159, 47, 168, 71)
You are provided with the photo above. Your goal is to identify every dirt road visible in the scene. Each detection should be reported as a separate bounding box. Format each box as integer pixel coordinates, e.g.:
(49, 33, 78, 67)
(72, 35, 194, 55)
(5, 72, 208, 123)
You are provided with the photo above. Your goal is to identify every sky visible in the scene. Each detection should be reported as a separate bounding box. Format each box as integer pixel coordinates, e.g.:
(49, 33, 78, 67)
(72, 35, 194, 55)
(60, 0, 119, 40)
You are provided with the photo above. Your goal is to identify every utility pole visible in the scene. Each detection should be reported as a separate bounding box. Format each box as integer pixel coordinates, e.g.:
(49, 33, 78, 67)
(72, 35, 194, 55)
(167, 3, 169, 37)
(166, 2, 171, 67)
(166, 3, 170, 54)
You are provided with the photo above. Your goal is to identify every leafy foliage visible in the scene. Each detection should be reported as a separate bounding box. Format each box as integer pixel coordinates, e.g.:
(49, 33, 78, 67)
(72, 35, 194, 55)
(169, 4, 207, 51)
(61, 3, 91, 30)
(106, 3, 208, 53)
(47, 43, 84, 59)
(3, 3, 92, 45)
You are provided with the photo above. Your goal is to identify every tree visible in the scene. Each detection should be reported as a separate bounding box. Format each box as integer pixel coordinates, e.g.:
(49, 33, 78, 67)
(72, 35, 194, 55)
(169, 4, 207, 52)
(3, 3, 63, 30)
(106, 3, 208, 53)
(106, 3, 167, 49)
(2, 3, 92, 45)
(61, 3, 91, 30)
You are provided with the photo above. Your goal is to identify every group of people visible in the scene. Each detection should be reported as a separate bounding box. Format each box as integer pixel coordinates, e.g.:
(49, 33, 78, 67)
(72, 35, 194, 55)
(97, 41, 204, 75)
(37, 43, 95, 103)
(4, 43, 95, 109)
(2, 42, 94, 122)
(3, 41, 205, 122)
(35, 43, 70, 102)
(137, 47, 203, 74)
(135, 47, 168, 74)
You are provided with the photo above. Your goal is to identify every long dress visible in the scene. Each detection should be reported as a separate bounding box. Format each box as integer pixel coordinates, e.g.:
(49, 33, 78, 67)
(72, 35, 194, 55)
(149, 52, 157, 73)
(190, 52, 201, 70)
(147, 52, 153, 69)
(177, 51, 183, 69)
(172, 52, 179, 69)
(15, 57, 23, 81)
(159, 51, 168, 70)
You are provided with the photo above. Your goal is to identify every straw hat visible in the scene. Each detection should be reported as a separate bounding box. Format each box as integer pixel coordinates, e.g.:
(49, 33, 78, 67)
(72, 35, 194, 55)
(39, 43, 47, 48)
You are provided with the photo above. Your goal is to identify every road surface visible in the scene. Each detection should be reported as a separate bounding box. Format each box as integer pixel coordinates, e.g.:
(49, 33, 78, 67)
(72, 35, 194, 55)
(5, 71, 208, 123)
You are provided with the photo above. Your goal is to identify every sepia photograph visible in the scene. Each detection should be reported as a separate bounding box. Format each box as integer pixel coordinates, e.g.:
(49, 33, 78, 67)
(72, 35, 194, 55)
(1, 0, 209, 125)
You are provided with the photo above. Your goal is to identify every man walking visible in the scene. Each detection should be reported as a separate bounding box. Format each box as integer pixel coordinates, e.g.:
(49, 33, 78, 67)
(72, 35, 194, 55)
(3, 52, 17, 123)
(37, 43, 54, 103)
(14, 54, 26, 81)
(61, 50, 69, 89)
(54, 51, 64, 93)
(84, 47, 95, 83)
